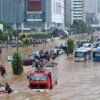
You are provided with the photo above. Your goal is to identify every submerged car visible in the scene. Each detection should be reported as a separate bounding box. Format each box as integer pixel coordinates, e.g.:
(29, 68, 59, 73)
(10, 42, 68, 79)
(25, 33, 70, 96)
(7, 55, 13, 61)
(23, 55, 35, 66)
(50, 48, 65, 55)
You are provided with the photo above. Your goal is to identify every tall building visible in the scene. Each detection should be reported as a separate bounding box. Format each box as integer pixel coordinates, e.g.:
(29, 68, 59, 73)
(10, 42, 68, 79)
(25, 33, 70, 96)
(97, 0, 100, 13)
(64, 0, 85, 28)
(85, 0, 97, 13)
(0, 0, 26, 31)
(26, 0, 64, 29)
(72, 0, 85, 22)
(0, 0, 64, 31)
(84, 0, 100, 25)
(64, 0, 71, 27)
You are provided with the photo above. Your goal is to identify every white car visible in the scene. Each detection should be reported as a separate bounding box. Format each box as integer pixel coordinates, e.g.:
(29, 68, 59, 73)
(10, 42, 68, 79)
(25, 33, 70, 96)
(59, 49, 65, 54)
(83, 43, 92, 48)
(50, 48, 65, 55)
(7, 55, 13, 61)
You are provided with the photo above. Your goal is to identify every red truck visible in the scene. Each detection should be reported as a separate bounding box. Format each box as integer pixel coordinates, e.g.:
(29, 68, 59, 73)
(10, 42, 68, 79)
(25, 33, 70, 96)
(27, 62, 58, 92)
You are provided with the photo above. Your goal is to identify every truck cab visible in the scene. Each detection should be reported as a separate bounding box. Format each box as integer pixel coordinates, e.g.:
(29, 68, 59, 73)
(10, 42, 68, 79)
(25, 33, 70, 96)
(28, 61, 57, 92)
(28, 71, 52, 91)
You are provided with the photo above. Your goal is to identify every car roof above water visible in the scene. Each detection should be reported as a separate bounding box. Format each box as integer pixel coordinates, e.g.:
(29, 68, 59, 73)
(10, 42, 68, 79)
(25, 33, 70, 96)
(75, 47, 92, 52)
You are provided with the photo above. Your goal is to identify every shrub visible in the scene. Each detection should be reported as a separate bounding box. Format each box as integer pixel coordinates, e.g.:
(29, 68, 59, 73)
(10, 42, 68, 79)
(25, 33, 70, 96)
(19, 33, 27, 39)
(12, 53, 23, 75)
(67, 39, 74, 53)
(33, 33, 47, 39)
(90, 36, 95, 42)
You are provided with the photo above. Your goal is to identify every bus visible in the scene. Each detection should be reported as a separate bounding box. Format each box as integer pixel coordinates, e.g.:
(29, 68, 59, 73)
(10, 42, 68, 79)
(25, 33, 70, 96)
(93, 47, 100, 62)
(74, 47, 92, 61)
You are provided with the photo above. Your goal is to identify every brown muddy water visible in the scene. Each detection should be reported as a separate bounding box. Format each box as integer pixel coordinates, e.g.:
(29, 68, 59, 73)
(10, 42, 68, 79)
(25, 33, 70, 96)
(0, 37, 100, 100)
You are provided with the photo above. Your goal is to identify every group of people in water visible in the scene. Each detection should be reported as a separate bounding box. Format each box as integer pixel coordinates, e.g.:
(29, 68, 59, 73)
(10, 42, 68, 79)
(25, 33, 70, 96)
(0, 83, 12, 94)
(0, 64, 12, 94)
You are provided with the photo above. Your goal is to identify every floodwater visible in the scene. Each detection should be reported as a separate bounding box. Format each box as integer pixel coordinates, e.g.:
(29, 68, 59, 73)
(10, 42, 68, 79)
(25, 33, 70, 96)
(1, 36, 100, 100)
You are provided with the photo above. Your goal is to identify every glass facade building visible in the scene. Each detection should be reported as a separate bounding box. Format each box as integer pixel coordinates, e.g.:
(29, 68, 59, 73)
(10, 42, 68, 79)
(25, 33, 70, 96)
(0, 0, 26, 30)
(0, 0, 64, 30)
(26, 0, 64, 29)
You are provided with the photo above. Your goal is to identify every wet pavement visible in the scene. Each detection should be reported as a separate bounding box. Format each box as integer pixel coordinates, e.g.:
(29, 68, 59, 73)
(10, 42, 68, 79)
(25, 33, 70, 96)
(1, 37, 100, 100)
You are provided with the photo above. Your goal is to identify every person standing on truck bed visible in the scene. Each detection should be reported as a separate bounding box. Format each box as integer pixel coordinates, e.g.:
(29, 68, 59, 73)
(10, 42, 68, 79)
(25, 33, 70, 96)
(35, 59, 43, 71)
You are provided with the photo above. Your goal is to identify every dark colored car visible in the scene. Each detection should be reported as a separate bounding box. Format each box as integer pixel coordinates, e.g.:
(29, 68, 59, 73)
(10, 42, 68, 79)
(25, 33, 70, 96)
(59, 45, 67, 52)
(55, 45, 67, 52)
(23, 55, 35, 66)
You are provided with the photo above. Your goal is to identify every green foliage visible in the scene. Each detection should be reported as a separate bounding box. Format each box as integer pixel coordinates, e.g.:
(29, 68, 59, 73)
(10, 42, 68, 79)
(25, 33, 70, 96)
(67, 39, 75, 53)
(86, 25, 94, 34)
(33, 33, 47, 39)
(27, 34, 33, 38)
(0, 30, 3, 34)
(48, 29, 59, 37)
(22, 37, 32, 44)
(31, 28, 37, 32)
(0, 32, 9, 41)
(90, 36, 95, 42)
(12, 53, 23, 75)
(41, 29, 46, 32)
(19, 33, 27, 39)
(19, 33, 33, 45)
(71, 20, 87, 34)
(0, 21, 13, 33)
(0, 21, 13, 41)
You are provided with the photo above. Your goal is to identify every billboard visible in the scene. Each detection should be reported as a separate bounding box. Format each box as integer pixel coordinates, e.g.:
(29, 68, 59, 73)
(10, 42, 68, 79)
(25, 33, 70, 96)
(27, 0, 42, 12)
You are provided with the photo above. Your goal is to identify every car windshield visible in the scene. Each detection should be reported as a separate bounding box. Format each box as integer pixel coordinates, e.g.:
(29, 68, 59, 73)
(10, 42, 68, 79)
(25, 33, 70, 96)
(75, 52, 84, 57)
(30, 74, 47, 81)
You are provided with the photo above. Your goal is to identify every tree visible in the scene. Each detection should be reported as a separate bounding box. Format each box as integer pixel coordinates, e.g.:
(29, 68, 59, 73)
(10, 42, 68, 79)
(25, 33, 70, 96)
(0, 30, 3, 34)
(90, 36, 95, 42)
(19, 33, 27, 40)
(0, 21, 13, 33)
(67, 39, 74, 54)
(22, 38, 31, 45)
(12, 53, 23, 75)
(86, 25, 94, 34)
(71, 20, 87, 34)
(0, 21, 13, 41)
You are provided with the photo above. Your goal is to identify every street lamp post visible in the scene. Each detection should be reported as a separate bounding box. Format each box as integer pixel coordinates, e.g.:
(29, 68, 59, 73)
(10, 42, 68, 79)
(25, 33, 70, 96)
(16, 0, 20, 53)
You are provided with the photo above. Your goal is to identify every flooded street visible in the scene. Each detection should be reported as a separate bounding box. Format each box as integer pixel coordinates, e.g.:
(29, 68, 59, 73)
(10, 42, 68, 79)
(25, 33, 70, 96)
(1, 37, 100, 100)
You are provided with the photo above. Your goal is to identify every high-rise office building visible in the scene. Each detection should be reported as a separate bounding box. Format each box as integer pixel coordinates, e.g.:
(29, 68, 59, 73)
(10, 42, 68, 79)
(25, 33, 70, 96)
(85, 0, 97, 13)
(26, 0, 64, 29)
(0, 0, 26, 30)
(0, 0, 64, 30)
(72, 0, 85, 22)
(64, 0, 85, 28)
(84, 0, 100, 25)
(64, 0, 71, 27)
(97, 0, 100, 13)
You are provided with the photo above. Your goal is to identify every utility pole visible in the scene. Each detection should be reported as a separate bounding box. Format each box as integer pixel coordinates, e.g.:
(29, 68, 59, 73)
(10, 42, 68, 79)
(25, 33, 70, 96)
(16, 0, 20, 53)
